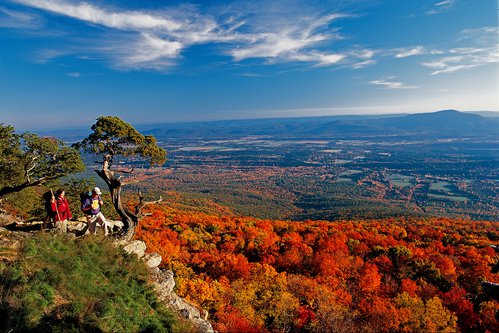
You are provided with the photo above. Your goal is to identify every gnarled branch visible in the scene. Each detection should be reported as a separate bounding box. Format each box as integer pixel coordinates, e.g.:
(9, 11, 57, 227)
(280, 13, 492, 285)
(113, 167, 134, 174)
(135, 191, 163, 217)
(24, 155, 39, 182)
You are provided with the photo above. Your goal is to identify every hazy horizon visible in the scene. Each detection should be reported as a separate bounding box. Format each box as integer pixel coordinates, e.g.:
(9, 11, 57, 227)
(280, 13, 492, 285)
(14, 109, 499, 132)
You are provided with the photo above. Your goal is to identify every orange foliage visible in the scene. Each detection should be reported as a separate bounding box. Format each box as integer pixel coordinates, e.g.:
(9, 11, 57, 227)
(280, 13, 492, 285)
(135, 204, 499, 333)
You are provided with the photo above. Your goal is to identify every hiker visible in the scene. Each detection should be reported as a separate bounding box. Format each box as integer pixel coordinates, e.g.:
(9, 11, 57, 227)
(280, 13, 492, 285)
(50, 189, 72, 233)
(82, 187, 109, 235)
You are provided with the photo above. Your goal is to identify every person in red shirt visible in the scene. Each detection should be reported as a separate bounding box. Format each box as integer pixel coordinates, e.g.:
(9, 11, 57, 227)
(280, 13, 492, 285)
(50, 188, 72, 233)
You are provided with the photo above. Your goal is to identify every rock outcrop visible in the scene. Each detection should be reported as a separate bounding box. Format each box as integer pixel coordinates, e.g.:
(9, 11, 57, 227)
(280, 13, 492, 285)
(122, 239, 147, 258)
(143, 252, 162, 268)
(121, 240, 215, 333)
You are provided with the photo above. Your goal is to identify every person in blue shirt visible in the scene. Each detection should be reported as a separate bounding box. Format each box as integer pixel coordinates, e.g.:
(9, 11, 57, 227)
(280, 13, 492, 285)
(82, 187, 110, 235)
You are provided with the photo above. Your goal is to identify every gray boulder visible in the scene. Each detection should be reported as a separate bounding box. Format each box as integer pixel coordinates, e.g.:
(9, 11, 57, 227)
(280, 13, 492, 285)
(143, 252, 162, 268)
(122, 240, 147, 258)
(153, 270, 176, 298)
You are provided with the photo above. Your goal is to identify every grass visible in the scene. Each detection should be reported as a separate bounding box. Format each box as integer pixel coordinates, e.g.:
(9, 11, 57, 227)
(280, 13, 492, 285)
(0, 233, 183, 333)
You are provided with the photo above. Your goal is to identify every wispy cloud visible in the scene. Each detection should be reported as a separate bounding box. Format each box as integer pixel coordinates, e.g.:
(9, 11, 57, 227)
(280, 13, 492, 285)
(0, 6, 44, 29)
(426, 0, 456, 15)
(16, 0, 181, 30)
(8, 0, 372, 71)
(421, 27, 499, 75)
(369, 77, 417, 89)
(422, 48, 499, 75)
(394, 46, 425, 58)
(100, 33, 184, 70)
(229, 13, 344, 61)
(33, 49, 71, 63)
(383, 26, 498, 75)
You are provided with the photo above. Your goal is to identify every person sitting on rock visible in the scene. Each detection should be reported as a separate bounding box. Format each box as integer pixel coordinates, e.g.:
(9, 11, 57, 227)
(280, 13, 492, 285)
(50, 189, 72, 233)
(82, 187, 110, 236)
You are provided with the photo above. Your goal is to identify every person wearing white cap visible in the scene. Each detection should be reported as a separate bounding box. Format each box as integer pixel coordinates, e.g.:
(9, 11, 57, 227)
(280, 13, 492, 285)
(82, 187, 110, 235)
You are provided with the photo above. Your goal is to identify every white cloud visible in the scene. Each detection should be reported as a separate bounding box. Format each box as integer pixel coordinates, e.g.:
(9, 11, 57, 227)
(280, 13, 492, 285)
(422, 47, 499, 75)
(435, 0, 455, 6)
(421, 26, 499, 75)
(10, 0, 370, 71)
(369, 77, 416, 89)
(16, 0, 181, 31)
(460, 26, 498, 36)
(108, 33, 184, 70)
(67, 72, 80, 78)
(287, 51, 345, 66)
(342, 49, 376, 69)
(394, 46, 425, 58)
(34, 49, 70, 63)
(426, 0, 456, 15)
(231, 33, 325, 61)
(229, 14, 344, 61)
(458, 26, 498, 45)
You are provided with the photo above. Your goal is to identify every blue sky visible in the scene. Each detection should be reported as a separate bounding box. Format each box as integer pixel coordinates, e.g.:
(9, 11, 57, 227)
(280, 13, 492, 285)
(0, 0, 497, 130)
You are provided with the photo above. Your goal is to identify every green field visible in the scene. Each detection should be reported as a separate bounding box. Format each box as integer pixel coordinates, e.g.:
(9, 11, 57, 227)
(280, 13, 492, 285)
(335, 177, 353, 182)
(387, 174, 415, 188)
(429, 193, 468, 202)
(430, 181, 453, 192)
(339, 169, 363, 176)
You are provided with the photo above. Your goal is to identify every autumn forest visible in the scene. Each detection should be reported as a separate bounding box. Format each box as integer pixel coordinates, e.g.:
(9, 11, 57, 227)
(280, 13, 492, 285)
(135, 201, 498, 333)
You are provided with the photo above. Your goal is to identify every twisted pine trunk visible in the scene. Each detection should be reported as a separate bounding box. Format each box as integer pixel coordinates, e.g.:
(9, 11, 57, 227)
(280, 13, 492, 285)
(96, 157, 139, 241)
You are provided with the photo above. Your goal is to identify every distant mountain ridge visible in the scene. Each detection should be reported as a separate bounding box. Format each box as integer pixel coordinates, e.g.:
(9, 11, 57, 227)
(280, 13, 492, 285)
(382, 110, 498, 133)
(142, 110, 499, 139)
(30, 110, 499, 140)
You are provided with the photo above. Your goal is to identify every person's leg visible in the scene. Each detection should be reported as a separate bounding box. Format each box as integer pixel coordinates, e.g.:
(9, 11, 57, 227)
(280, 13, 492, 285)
(61, 219, 68, 233)
(96, 213, 109, 236)
(88, 215, 97, 234)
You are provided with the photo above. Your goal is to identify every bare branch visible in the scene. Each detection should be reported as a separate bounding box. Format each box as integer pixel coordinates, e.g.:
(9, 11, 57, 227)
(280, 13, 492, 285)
(113, 167, 135, 174)
(25, 155, 39, 182)
(121, 178, 142, 186)
(135, 191, 163, 217)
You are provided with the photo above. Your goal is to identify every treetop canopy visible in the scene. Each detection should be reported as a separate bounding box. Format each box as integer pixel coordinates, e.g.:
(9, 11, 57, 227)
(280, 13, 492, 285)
(77, 116, 167, 167)
(0, 123, 85, 198)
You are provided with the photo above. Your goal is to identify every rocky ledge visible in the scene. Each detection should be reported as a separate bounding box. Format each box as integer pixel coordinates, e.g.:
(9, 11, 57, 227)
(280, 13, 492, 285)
(119, 240, 215, 333)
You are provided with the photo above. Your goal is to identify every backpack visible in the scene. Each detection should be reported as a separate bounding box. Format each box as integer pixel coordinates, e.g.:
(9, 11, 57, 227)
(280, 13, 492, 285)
(43, 190, 55, 219)
(80, 191, 92, 212)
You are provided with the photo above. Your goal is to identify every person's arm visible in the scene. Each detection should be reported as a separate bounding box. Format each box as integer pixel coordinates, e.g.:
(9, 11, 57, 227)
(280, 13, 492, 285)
(65, 199, 73, 220)
(50, 197, 57, 213)
(50, 197, 62, 220)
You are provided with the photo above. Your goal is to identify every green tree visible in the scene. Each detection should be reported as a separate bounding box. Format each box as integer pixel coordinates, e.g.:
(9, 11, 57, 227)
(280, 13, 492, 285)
(75, 116, 167, 240)
(0, 124, 85, 199)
